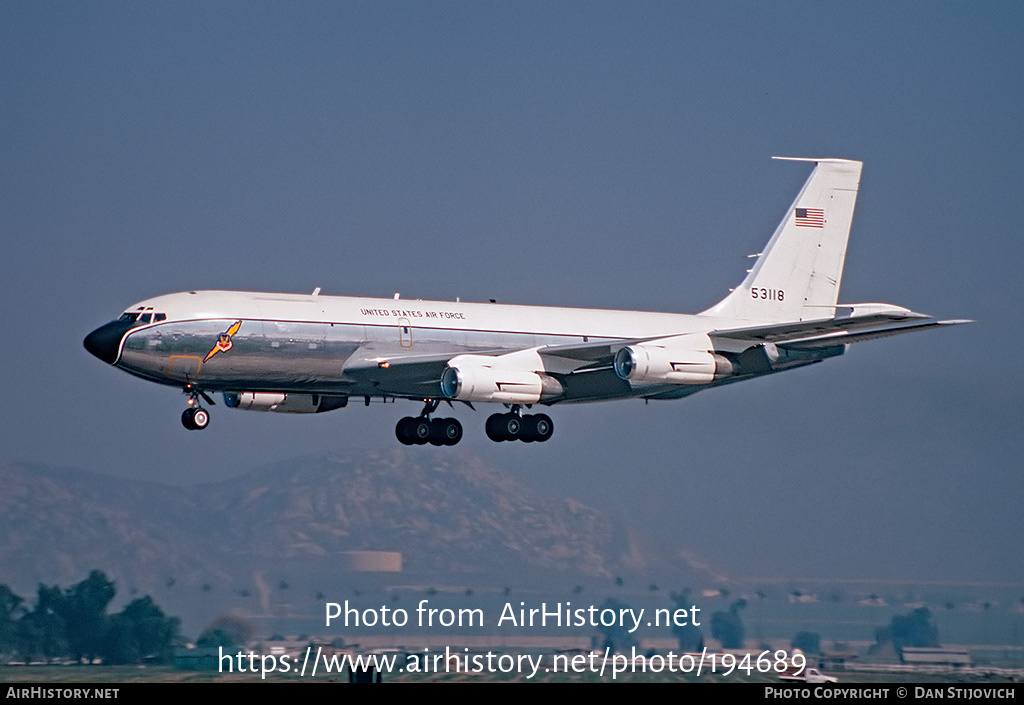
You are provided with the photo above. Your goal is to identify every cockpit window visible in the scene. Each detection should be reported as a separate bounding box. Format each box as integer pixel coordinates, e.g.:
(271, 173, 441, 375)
(119, 311, 165, 324)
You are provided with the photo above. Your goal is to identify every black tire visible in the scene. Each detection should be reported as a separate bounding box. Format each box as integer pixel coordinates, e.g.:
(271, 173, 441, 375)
(428, 418, 448, 446)
(485, 413, 507, 442)
(438, 417, 462, 446)
(181, 408, 196, 430)
(530, 413, 553, 442)
(395, 417, 416, 445)
(411, 418, 432, 445)
(191, 408, 210, 430)
(520, 415, 536, 443)
(500, 413, 522, 441)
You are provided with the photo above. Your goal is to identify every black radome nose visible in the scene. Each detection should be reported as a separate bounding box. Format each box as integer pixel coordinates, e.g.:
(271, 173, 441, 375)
(83, 320, 135, 364)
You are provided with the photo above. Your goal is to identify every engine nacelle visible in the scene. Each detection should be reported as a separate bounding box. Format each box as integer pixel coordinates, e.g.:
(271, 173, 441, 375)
(223, 392, 348, 413)
(613, 334, 734, 385)
(440, 354, 563, 404)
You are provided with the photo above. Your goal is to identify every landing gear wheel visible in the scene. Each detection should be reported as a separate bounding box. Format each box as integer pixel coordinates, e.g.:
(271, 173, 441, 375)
(410, 418, 432, 445)
(501, 414, 522, 441)
(524, 413, 553, 442)
(192, 408, 210, 430)
(396, 417, 417, 445)
(429, 417, 463, 446)
(181, 407, 210, 431)
(486, 413, 522, 442)
(485, 413, 506, 442)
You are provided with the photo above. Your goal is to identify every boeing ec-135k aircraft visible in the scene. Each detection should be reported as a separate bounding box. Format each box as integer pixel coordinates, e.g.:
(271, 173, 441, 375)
(84, 158, 967, 446)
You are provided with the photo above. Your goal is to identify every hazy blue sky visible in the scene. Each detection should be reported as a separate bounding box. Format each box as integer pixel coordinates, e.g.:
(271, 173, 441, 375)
(2, 2, 1021, 584)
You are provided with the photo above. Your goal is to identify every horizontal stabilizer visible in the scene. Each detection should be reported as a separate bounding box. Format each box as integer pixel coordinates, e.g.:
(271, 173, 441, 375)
(710, 309, 970, 348)
(778, 319, 972, 350)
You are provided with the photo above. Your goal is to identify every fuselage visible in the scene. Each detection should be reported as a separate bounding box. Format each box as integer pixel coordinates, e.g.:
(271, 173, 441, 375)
(84, 289, 826, 404)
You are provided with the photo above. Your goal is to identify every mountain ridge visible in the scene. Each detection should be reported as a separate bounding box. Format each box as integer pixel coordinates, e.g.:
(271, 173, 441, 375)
(0, 450, 717, 631)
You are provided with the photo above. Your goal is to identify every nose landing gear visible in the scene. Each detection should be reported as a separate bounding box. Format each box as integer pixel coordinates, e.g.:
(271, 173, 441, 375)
(181, 384, 214, 430)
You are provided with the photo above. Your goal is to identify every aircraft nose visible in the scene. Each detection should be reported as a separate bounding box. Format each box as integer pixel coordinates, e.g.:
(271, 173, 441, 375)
(83, 320, 134, 364)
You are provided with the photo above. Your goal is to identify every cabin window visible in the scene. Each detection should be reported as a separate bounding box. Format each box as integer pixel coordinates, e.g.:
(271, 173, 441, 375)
(139, 313, 152, 323)
(154, 313, 166, 322)
(119, 312, 140, 322)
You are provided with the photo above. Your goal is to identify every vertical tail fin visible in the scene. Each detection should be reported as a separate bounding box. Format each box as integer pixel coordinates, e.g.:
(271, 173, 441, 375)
(701, 157, 862, 323)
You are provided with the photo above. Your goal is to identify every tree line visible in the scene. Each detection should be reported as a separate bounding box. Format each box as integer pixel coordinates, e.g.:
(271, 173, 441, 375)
(0, 570, 179, 664)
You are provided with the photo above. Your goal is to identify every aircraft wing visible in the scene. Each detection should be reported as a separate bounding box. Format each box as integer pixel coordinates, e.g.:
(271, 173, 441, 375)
(340, 307, 970, 400)
(342, 344, 515, 398)
(533, 337, 663, 373)
(343, 338, 647, 386)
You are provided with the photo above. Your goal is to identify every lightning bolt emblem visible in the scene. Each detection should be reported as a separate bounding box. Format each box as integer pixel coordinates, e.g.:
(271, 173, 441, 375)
(203, 320, 242, 363)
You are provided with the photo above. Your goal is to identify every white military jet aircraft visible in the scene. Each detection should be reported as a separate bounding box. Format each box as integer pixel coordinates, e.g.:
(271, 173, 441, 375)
(84, 158, 966, 445)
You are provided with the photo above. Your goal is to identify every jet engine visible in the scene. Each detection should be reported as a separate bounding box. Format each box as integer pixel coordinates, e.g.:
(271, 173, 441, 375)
(222, 392, 348, 413)
(440, 354, 563, 404)
(613, 334, 734, 385)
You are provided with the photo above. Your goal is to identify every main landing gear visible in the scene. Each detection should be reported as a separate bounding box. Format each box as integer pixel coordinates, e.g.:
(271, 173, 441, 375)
(181, 384, 213, 431)
(394, 401, 553, 445)
(396, 399, 463, 446)
(485, 407, 553, 443)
